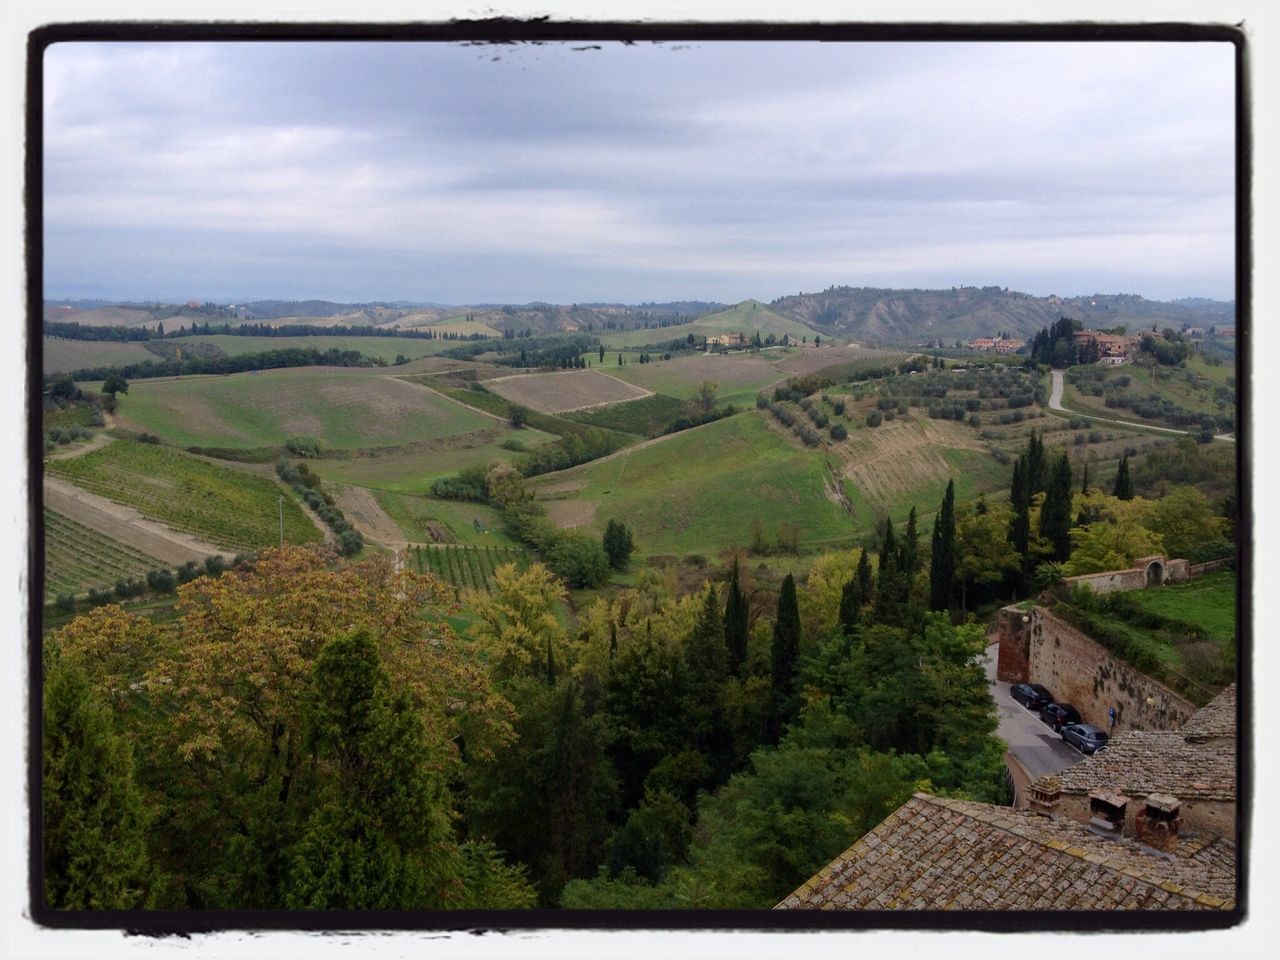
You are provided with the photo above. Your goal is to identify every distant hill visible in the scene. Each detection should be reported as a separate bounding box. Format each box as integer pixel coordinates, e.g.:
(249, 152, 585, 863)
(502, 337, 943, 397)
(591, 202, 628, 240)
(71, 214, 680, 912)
(768, 286, 1235, 345)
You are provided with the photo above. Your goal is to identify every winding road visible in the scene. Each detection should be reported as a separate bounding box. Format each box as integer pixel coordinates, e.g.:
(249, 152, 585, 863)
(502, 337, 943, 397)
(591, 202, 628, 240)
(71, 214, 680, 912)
(1048, 370, 1235, 443)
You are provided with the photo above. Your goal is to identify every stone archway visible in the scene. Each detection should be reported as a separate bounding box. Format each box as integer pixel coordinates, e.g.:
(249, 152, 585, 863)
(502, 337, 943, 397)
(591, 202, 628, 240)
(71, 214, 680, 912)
(1145, 560, 1164, 586)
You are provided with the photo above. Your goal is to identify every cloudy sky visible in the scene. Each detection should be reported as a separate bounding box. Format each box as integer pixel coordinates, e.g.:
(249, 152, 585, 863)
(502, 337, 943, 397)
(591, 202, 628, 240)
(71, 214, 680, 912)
(42, 40, 1235, 305)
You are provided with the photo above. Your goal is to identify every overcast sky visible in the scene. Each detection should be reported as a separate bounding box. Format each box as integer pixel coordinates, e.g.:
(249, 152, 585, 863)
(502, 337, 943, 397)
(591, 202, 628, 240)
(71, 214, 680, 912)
(42, 40, 1235, 305)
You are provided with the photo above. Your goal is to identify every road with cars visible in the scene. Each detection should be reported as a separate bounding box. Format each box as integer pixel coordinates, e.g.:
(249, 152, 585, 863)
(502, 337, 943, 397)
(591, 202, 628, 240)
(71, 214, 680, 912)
(981, 642, 1083, 781)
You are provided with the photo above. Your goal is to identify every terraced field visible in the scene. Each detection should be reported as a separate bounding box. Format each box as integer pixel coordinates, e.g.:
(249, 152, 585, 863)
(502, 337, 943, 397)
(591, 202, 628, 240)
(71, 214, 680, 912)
(46, 439, 321, 552)
(774, 348, 913, 379)
(485, 369, 651, 413)
(409, 543, 529, 593)
(115, 367, 494, 450)
(43, 509, 165, 601)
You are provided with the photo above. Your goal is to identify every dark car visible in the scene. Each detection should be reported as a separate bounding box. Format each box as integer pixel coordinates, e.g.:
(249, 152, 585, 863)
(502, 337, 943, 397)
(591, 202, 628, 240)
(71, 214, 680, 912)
(1010, 682, 1054, 711)
(1040, 702, 1082, 732)
(1061, 723, 1110, 755)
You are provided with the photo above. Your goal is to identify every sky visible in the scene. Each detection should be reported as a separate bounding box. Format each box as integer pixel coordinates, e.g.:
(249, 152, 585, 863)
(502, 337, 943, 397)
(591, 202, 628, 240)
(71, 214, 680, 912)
(42, 39, 1236, 305)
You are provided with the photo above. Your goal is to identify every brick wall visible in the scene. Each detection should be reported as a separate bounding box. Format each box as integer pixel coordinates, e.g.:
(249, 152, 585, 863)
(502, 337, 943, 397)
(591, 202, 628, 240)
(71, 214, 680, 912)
(990, 606, 1031, 683)
(1026, 608, 1196, 734)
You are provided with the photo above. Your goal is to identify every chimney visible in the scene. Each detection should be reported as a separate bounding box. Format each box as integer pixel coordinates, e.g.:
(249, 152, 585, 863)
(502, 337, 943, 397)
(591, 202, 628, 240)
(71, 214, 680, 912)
(1087, 789, 1129, 839)
(1134, 793, 1182, 854)
(1028, 775, 1062, 817)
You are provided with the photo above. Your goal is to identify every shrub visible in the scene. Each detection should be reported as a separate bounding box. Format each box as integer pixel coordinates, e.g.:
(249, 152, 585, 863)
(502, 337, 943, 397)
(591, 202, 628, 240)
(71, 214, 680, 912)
(146, 568, 176, 593)
(285, 435, 322, 458)
(830, 423, 848, 441)
(866, 410, 882, 428)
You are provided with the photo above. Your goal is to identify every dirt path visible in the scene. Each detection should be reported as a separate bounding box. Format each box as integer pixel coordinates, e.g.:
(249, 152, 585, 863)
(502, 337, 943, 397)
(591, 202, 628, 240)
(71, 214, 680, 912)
(46, 432, 113, 460)
(334, 485, 409, 550)
(44, 475, 231, 565)
(1049, 370, 1236, 443)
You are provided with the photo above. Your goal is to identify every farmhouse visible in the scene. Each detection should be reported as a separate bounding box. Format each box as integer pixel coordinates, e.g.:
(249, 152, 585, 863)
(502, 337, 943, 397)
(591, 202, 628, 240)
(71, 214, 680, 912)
(1073, 329, 1134, 364)
(966, 335, 1024, 353)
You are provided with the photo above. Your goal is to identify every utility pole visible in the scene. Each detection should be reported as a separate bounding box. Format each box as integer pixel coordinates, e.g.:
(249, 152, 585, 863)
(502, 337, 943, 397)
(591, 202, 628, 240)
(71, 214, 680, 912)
(278, 496, 285, 547)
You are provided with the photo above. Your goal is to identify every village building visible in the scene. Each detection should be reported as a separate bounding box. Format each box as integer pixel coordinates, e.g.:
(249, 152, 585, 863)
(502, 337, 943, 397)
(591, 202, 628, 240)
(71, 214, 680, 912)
(775, 793, 1235, 911)
(1073, 329, 1134, 364)
(776, 684, 1238, 912)
(966, 334, 1025, 353)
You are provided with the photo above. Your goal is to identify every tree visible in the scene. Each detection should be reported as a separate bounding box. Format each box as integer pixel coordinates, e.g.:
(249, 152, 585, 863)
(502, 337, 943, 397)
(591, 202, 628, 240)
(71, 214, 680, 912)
(599, 345, 605, 363)
(467, 561, 569, 681)
(695, 381, 720, 414)
(1009, 456, 1031, 562)
(1113, 454, 1134, 500)
(1039, 452, 1075, 562)
(101, 371, 129, 397)
(955, 499, 1021, 612)
(929, 480, 956, 611)
(1146, 486, 1229, 559)
(1081, 459, 1090, 495)
(602, 519, 636, 571)
(509, 405, 528, 429)
(724, 557, 750, 677)
(899, 506, 920, 577)
(768, 574, 802, 742)
(547, 532, 612, 588)
(1026, 430, 1047, 497)
(286, 632, 455, 909)
(42, 646, 153, 910)
(686, 586, 727, 684)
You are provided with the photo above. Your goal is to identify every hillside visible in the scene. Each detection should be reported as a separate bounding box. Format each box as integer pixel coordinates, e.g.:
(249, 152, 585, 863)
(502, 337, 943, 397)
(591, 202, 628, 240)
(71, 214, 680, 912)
(769, 287, 1235, 345)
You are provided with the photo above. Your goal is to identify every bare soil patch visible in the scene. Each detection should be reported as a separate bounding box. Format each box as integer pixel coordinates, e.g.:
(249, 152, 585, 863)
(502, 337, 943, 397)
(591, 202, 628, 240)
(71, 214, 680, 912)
(487, 370, 651, 413)
(334, 485, 409, 548)
(544, 499, 599, 530)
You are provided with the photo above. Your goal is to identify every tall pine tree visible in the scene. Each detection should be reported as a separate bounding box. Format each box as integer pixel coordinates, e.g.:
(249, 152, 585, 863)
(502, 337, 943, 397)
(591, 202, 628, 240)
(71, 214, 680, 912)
(929, 480, 956, 611)
(1009, 456, 1031, 563)
(687, 586, 727, 684)
(1039, 452, 1075, 562)
(899, 506, 920, 576)
(1026, 430, 1047, 496)
(768, 573, 802, 743)
(723, 557, 750, 677)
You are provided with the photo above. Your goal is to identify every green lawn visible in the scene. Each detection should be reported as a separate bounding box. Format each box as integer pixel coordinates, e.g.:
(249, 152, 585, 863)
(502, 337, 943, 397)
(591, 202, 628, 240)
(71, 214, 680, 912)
(46, 439, 322, 552)
(115, 367, 495, 450)
(1127, 570, 1236, 645)
(529, 410, 858, 556)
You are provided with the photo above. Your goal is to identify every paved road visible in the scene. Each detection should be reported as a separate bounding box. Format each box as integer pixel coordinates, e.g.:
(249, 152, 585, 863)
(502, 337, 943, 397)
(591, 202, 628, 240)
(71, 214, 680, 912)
(1048, 370, 1235, 444)
(981, 642, 1082, 781)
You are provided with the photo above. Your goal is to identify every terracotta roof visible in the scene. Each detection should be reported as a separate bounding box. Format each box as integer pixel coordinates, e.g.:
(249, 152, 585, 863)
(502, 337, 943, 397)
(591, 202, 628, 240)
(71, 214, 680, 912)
(775, 794, 1235, 911)
(1180, 684, 1237, 743)
(1053, 731, 1234, 801)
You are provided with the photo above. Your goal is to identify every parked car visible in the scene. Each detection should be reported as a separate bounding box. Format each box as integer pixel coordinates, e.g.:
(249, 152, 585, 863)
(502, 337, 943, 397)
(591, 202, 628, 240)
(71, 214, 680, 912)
(1040, 702, 1082, 732)
(1061, 723, 1110, 755)
(1010, 682, 1054, 711)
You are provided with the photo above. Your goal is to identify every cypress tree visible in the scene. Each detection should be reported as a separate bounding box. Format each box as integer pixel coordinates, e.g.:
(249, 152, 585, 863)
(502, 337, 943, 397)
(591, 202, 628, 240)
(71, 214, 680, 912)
(854, 549, 874, 604)
(546, 636, 557, 685)
(1113, 455, 1134, 500)
(1026, 430, 1047, 496)
(899, 506, 920, 576)
(724, 557, 750, 677)
(768, 574, 802, 743)
(929, 479, 956, 611)
(686, 586, 726, 683)
(1081, 460, 1090, 495)
(1039, 452, 1074, 562)
(609, 622, 618, 660)
(838, 577, 861, 635)
(873, 518, 900, 621)
(1009, 456, 1031, 561)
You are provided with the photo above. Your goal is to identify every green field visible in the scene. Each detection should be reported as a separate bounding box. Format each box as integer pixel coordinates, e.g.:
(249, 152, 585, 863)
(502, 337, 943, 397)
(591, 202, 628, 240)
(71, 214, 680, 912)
(44, 337, 158, 375)
(600, 301, 823, 350)
(530, 411, 858, 556)
(311, 431, 552, 495)
(607, 351, 786, 407)
(46, 440, 322, 551)
(115, 367, 495, 450)
(374, 491, 521, 547)
(408, 543, 530, 593)
(163, 334, 459, 362)
(43, 401, 100, 432)
(1127, 569, 1236, 644)
(564, 393, 692, 437)
(1062, 355, 1235, 431)
(43, 509, 166, 601)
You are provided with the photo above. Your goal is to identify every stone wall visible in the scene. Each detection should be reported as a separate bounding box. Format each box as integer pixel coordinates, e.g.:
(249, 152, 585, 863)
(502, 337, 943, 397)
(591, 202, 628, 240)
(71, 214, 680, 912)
(1062, 568, 1146, 595)
(1189, 558, 1232, 577)
(990, 606, 1031, 683)
(1026, 608, 1196, 734)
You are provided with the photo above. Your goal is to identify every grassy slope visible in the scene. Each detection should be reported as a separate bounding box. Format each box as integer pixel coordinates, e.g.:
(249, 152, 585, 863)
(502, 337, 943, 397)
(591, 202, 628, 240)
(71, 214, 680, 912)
(1062, 355, 1235, 427)
(563, 393, 692, 437)
(600, 301, 822, 349)
(115, 368, 494, 450)
(46, 439, 322, 551)
(1126, 570, 1236, 645)
(164, 334, 458, 362)
(44, 338, 158, 375)
(373, 490, 521, 548)
(607, 352, 786, 407)
(530, 411, 857, 556)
